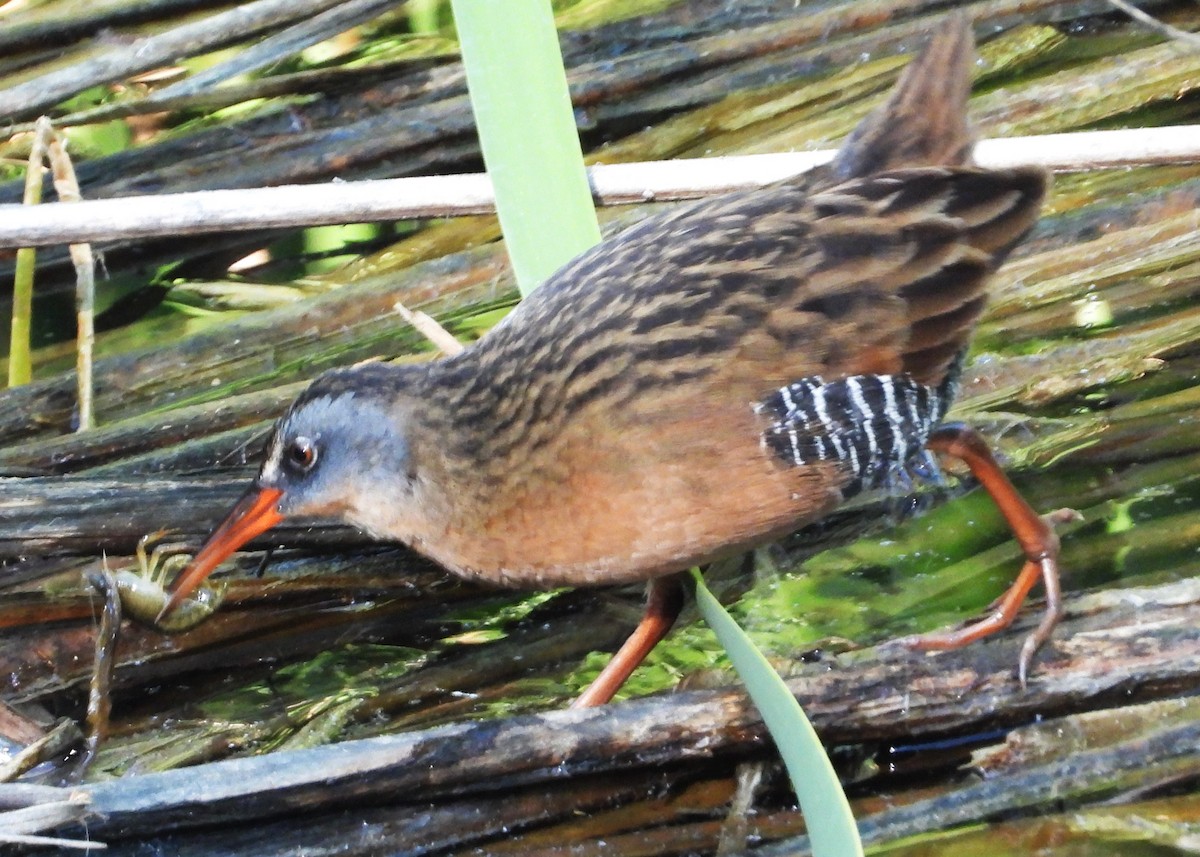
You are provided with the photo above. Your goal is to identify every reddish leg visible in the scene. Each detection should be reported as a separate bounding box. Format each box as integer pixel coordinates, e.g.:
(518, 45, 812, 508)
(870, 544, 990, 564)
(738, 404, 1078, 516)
(898, 424, 1081, 684)
(573, 574, 686, 708)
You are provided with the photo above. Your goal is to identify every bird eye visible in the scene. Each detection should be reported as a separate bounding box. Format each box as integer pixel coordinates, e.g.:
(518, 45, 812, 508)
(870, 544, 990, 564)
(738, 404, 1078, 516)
(286, 436, 318, 472)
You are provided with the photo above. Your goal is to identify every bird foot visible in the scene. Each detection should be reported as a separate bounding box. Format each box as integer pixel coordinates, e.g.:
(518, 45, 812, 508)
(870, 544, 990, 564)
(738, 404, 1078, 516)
(886, 505, 1084, 687)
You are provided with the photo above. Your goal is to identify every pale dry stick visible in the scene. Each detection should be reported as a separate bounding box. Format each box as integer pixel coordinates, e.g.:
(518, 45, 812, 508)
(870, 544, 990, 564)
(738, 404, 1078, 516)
(0, 825, 102, 851)
(0, 833, 102, 850)
(0, 790, 99, 851)
(7, 117, 51, 387)
(44, 128, 97, 431)
(393, 302, 465, 357)
(0, 126, 1199, 249)
(1107, 0, 1200, 51)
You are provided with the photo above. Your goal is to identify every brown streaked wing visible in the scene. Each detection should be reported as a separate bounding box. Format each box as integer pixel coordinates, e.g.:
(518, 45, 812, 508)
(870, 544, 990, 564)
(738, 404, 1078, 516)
(876, 166, 1049, 384)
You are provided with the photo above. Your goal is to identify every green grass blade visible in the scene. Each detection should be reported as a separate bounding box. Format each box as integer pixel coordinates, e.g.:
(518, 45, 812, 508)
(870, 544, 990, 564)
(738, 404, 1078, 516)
(448, 10, 856, 853)
(449, 0, 601, 295)
(690, 568, 863, 857)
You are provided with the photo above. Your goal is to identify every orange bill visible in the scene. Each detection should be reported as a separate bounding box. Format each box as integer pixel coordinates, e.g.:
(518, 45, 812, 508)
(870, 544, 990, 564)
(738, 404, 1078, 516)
(159, 486, 284, 619)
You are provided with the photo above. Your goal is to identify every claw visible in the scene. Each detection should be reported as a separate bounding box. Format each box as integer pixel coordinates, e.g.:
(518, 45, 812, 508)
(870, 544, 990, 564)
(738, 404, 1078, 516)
(895, 425, 1082, 683)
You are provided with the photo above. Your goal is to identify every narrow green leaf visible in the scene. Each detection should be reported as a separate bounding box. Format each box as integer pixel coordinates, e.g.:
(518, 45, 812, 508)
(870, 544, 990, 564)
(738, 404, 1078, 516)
(449, 0, 601, 295)
(449, 11, 857, 854)
(690, 568, 863, 857)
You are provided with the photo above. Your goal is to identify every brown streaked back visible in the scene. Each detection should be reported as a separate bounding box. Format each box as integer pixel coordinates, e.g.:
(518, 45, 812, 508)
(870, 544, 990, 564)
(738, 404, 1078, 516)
(400, 16, 1048, 581)
(431, 163, 1047, 487)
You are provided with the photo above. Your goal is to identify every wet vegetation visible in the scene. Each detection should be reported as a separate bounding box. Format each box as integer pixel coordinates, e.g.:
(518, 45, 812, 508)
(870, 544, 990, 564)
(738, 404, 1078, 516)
(3, 0, 1200, 854)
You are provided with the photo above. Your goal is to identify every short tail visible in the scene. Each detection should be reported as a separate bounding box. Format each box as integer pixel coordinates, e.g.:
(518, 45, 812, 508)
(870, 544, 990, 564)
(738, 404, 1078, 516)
(831, 14, 976, 181)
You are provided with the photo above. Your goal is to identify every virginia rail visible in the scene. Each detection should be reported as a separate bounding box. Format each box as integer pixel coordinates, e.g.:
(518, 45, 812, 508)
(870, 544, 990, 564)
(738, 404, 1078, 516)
(164, 16, 1064, 706)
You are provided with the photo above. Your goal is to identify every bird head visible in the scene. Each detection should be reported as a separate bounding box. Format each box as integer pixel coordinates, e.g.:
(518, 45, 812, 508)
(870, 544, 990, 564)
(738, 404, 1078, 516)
(160, 364, 424, 617)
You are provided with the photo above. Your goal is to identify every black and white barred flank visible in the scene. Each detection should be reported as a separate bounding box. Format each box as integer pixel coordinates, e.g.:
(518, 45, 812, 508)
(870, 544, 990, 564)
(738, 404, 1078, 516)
(755, 372, 956, 498)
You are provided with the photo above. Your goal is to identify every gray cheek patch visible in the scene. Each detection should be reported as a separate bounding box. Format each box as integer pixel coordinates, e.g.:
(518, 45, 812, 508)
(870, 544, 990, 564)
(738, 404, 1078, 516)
(261, 392, 410, 491)
(262, 394, 350, 485)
